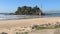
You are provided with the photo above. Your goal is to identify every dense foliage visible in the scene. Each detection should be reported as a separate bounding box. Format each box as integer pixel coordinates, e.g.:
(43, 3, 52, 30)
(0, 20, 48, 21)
(15, 6, 44, 15)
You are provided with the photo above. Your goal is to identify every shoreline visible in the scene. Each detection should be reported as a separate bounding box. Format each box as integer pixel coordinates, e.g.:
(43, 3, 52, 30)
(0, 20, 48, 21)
(0, 17, 60, 20)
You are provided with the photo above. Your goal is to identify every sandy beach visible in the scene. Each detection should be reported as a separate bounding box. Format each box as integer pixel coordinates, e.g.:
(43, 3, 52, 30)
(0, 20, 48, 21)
(0, 17, 60, 28)
(0, 17, 60, 34)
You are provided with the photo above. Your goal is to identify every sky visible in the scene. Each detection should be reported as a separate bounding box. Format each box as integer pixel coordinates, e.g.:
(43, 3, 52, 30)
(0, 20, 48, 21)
(0, 0, 60, 13)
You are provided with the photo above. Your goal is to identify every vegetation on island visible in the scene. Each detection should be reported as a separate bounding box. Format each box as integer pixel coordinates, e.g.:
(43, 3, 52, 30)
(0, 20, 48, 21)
(15, 6, 44, 15)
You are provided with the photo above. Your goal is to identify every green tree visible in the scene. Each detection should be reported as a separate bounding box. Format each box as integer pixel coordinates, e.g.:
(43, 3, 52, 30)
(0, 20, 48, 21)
(32, 6, 43, 15)
(15, 7, 21, 15)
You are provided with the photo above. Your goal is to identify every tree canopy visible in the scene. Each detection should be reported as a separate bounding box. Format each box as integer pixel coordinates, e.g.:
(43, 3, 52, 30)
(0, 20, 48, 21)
(15, 6, 44, 15)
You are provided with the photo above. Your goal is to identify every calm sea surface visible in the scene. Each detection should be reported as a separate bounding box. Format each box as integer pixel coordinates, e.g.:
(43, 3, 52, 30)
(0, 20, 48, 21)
(0, 13, 60, 20)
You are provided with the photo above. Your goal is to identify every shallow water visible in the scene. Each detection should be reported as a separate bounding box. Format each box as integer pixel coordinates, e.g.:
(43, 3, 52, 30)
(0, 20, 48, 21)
(0, 13, 60, 20)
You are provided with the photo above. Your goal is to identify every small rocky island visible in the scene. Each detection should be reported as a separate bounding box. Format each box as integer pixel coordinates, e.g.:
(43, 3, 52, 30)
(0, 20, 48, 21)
(15, 6, 44, 15)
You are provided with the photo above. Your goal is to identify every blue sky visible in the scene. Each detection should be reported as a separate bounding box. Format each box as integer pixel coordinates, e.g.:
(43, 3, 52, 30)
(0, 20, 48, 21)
(0, 0, 60, 13)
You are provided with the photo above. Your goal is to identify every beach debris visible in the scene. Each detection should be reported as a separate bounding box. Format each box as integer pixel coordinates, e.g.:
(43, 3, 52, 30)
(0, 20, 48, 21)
(1, 32, 7, 34)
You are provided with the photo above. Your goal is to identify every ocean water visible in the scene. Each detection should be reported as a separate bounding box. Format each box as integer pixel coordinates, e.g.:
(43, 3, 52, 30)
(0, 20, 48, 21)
(0, 13, 60, 20)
